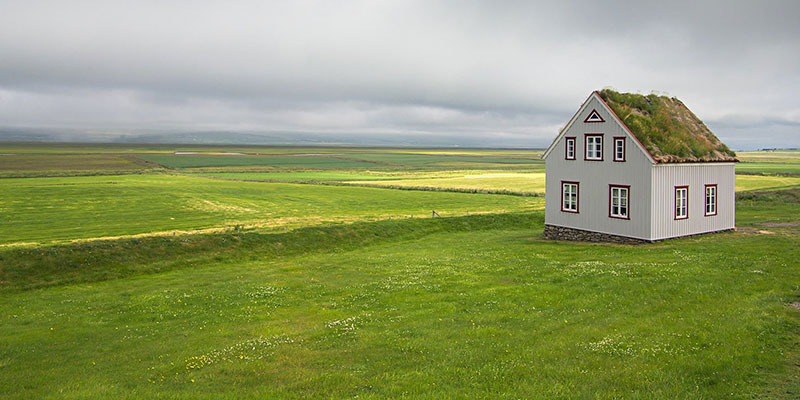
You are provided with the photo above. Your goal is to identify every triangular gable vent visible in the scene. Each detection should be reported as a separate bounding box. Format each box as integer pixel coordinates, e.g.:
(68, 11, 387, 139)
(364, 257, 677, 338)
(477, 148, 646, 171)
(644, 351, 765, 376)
(584, 109, 605, 123)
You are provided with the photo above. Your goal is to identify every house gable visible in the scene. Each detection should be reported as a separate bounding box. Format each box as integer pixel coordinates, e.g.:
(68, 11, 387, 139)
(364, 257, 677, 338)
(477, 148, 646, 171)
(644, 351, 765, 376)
(542, 92, 656, 164)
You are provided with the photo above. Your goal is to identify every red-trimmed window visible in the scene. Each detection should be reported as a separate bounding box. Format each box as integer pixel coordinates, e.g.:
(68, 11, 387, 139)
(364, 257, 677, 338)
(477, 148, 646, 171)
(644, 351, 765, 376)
(675, 186, 688, 220)
(613, 137, 626, 162)
(584, 134, 603, 161)
(705, 184, 717, 216)
(561, 181, 579, 213)
(609, 185, 630, 219)
(565, 137, 576, 160)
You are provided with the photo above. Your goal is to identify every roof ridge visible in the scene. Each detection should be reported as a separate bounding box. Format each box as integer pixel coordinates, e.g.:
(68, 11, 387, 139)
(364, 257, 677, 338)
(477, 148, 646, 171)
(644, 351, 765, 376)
(597, 89, 737, 163)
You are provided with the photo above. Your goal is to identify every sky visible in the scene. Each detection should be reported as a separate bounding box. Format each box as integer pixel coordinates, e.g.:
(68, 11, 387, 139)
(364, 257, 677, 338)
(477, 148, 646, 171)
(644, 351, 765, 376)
(0, 0, 798, 149)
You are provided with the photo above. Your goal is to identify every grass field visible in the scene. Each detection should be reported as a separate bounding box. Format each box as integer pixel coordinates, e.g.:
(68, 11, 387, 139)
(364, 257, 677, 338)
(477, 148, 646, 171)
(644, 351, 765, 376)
(737, 150, 800, 175)
(0, 174, 538, 245)
(139, 154, 389, 169)
(1, 206, 799, 398)
(1, 144, 799, 398)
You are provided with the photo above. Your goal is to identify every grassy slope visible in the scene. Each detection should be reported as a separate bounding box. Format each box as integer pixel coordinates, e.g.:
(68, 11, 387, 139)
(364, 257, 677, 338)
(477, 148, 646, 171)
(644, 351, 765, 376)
(736, 175, 800, 192)
(0, 174, 538, 245)
(1, 203, 799, 398)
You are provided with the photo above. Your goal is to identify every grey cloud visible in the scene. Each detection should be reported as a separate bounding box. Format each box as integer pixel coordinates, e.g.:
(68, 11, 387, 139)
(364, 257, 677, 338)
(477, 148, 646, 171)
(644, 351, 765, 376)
(0, 0, 798, 148)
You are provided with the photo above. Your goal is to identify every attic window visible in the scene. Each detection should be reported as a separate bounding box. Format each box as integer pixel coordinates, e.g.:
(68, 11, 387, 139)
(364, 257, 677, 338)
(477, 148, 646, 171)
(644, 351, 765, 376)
(585, 134, 603, 161)
(584, 109, 605, 123)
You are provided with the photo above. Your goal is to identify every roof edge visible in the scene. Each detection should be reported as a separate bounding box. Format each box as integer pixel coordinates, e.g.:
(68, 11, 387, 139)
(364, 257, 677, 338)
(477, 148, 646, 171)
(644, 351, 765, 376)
(540, 92, 596, 160)
(593, 91, 657, 164)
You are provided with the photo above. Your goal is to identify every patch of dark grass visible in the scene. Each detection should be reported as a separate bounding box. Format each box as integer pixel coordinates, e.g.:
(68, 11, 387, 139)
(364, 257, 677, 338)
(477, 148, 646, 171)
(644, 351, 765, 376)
(736, 188, 800, 204)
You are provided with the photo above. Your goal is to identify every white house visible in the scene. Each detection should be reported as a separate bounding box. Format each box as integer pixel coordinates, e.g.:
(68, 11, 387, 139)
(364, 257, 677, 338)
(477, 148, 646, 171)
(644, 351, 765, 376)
(542, 90, 737, 243)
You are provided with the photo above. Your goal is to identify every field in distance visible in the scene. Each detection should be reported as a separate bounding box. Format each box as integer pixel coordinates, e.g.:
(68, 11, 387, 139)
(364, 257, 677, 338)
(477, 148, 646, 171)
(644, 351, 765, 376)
(2, 145, 800, 246)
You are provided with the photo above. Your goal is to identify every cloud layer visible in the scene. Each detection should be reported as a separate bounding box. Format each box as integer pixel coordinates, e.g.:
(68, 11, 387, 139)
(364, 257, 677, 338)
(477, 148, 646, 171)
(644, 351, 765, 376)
(1, 0, 798, 148)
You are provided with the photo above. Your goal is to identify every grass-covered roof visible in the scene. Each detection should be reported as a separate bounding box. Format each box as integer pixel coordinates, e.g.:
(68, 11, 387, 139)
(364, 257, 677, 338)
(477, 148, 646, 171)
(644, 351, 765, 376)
(598, 89, 737, 163)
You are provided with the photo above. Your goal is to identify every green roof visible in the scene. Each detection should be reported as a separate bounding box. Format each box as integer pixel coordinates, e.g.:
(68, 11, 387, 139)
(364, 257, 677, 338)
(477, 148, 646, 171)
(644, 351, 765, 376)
(598, 89, 737, 163)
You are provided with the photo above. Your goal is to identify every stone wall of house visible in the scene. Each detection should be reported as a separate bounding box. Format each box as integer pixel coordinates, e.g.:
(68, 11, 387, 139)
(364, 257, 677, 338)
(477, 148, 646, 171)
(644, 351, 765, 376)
(543, 224, 649, 245)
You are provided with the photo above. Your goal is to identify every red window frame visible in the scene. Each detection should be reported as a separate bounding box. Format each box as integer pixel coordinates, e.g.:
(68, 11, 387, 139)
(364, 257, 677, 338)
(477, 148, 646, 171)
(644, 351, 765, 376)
(613, 137, 626, 162)
(674, 186, 689, 220)
(584, 134, 604, 161)
(565, 137, 576, 160)
(608, 184, 631, 220)
(704, 184, 718, 216)
(561, 181, 579, 213)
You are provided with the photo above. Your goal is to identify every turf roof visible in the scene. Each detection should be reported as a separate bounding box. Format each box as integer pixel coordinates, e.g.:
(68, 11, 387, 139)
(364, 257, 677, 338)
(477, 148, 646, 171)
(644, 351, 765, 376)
(598, 89, 737, 163)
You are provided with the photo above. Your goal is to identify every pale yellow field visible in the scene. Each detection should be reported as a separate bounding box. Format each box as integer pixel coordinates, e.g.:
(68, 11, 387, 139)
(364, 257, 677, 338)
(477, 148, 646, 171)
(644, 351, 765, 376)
(736, 150, 800, 163)
(350, 172, 546, 194)
(735, 174, 800, 192)
(350, 172, 800, 194)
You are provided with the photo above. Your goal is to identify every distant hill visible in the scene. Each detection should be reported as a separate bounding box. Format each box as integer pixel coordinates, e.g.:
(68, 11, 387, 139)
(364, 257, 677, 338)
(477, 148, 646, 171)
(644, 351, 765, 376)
(0, 128, 532, 147)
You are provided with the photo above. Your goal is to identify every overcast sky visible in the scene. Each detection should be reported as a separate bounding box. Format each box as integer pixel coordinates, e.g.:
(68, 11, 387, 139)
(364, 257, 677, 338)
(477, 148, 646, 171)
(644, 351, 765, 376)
(1, 0, 798, 149)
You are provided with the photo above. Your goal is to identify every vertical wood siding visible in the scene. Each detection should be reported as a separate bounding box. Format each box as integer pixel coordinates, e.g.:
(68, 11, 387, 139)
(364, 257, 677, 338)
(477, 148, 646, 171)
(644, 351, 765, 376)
(650, 163, 735, 240)
(545, 96, 653, 240)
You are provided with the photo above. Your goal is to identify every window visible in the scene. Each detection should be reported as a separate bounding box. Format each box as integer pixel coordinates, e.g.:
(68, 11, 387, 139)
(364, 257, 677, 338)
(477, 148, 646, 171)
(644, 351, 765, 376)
(585, 134, 603, 160)
(675, 186, 688, 220)
(609, 185, 630, 219)
(584, 109, 605, 123)
(613, 137, 625, 162)
(561, 181, 579, 213)
(705, 184, 717, 216)
(565, 137, 576, 160)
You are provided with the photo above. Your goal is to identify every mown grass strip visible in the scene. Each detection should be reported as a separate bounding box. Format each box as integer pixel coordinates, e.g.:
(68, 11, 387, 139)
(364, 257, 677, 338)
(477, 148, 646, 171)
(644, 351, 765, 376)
(0, 212, 541, 293)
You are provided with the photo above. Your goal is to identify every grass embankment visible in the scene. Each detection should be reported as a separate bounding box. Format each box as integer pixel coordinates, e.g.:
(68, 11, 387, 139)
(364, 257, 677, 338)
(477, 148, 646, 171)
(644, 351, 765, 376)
(1, 195, 799, 398)
(0, 174, 539, 245)
(0, 212, 538, 293)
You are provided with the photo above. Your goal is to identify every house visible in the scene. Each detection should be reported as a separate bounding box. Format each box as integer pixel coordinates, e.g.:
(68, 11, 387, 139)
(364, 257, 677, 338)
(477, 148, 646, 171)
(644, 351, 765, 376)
(541, 89, 737, 243)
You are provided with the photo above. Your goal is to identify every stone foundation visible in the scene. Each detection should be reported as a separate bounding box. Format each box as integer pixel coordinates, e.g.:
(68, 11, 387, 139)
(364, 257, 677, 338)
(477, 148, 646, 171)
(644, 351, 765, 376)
(543, 224, 648, 245)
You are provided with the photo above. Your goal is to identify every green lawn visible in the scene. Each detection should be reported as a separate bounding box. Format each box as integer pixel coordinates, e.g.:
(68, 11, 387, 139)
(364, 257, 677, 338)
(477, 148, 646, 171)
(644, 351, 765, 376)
(1, 205, 799, 398)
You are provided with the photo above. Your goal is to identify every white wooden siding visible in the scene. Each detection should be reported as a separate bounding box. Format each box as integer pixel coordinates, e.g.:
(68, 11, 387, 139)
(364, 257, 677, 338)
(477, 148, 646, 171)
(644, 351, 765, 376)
(650, 163, 735, 240)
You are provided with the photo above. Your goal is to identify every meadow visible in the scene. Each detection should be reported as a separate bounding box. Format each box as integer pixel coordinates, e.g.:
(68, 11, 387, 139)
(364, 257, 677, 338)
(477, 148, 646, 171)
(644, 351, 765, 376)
(0, 145, 799, 398)
(0, 174, 538, 245)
